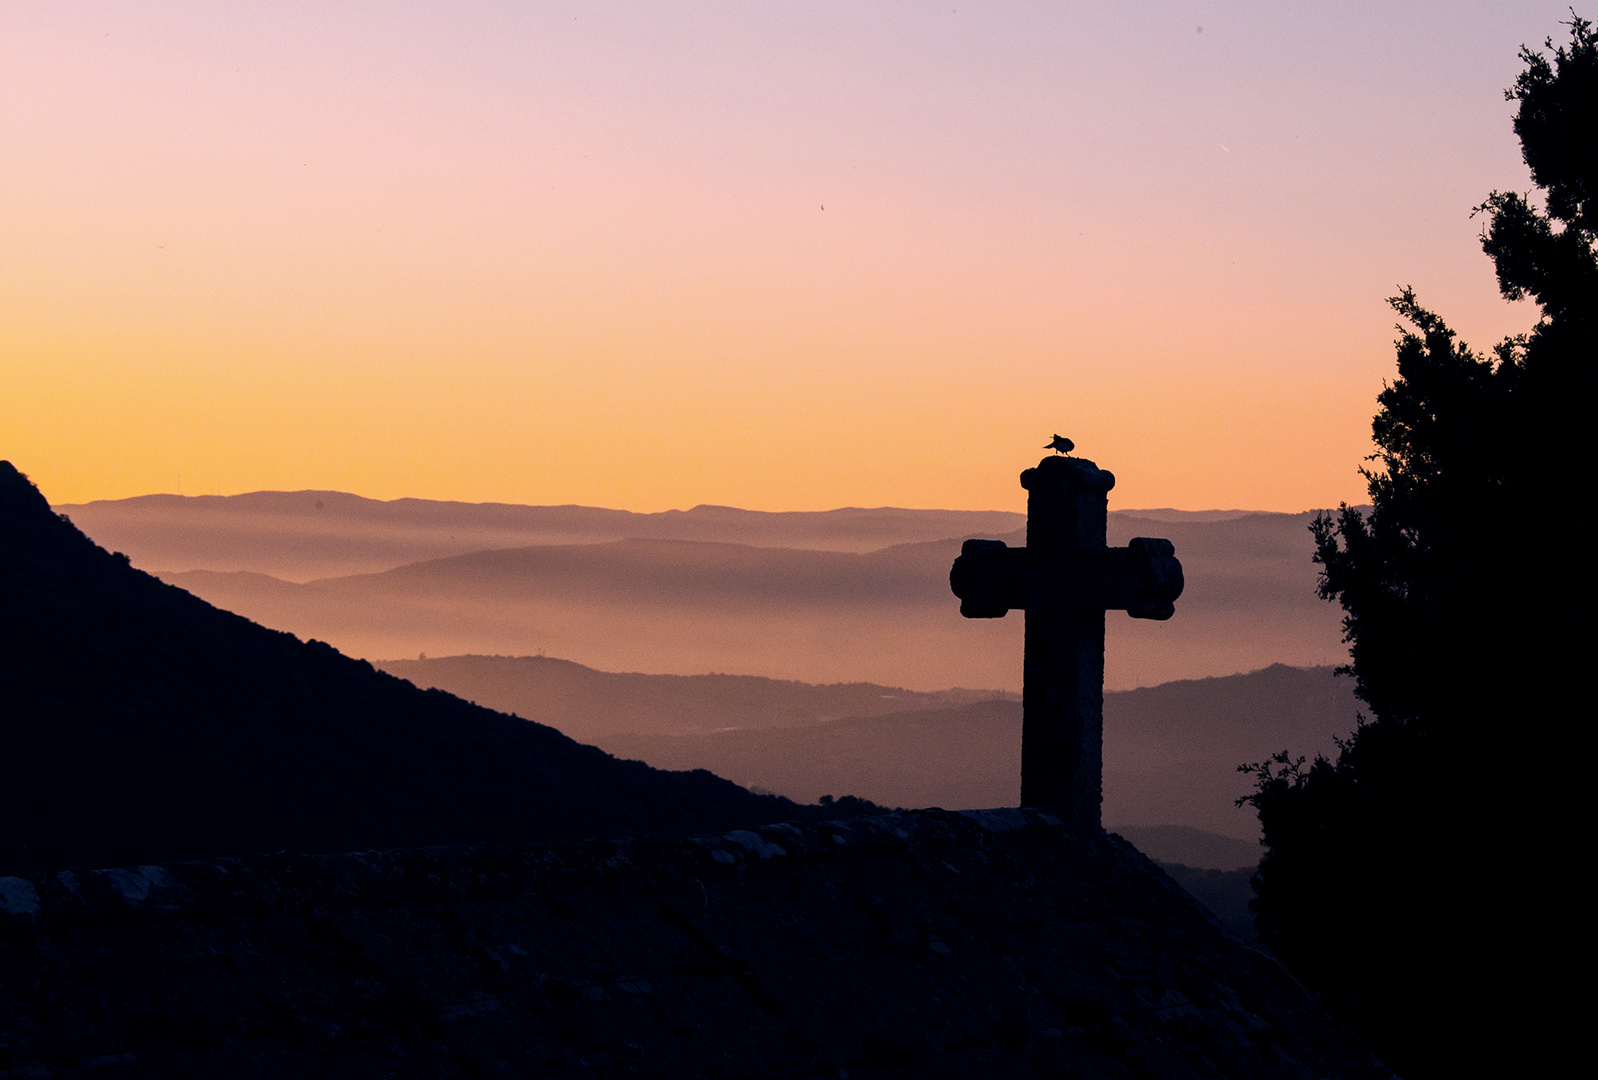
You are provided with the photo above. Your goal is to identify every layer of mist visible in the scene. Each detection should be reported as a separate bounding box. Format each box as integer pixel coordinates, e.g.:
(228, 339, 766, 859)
(57, 492, 1028, 580)
(145, 512, 1345, 691)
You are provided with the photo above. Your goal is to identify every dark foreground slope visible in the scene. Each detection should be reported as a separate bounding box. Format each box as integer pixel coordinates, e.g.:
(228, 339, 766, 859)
(0, 810, 1389, 1079)
(0, 462, 839, 875)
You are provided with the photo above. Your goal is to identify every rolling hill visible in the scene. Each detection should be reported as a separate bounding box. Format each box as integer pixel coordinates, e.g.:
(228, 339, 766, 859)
(379, 654, 1360, 845)
(375, 653, 1012, 741)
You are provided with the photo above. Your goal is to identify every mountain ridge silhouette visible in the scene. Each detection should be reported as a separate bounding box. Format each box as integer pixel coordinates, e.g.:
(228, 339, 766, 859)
(0, 461, 865, 875)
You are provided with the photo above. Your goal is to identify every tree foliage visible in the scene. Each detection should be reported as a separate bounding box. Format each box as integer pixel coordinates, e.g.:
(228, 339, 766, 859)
(1243, 15, 1595, 1076)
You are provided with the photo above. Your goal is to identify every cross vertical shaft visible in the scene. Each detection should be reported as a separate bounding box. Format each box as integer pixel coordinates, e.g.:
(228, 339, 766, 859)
(1020, 457, 1114, 827)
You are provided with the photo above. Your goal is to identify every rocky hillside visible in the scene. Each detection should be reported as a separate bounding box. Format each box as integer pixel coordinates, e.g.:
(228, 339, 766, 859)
(0, 810, 1390, 1078)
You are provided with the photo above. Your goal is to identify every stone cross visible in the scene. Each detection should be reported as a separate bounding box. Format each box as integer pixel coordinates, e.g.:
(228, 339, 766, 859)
(949, 453, 1184, 830)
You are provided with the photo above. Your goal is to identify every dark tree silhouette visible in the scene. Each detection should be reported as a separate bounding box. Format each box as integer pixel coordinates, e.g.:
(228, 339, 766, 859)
(1242, 16, 1595, 1077)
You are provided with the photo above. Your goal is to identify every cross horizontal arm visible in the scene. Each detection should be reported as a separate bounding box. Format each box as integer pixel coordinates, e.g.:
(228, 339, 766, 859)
(949, 539, 1028, 618)
(949, 537, 1183, 620)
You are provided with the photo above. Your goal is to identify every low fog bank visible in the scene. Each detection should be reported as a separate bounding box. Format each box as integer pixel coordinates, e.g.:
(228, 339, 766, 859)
(58, 493, 1027, 580)
(153, 511, 1345, 692)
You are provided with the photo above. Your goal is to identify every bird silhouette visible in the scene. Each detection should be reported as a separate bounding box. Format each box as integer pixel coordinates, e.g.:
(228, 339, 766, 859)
(1045, 434, 1074, 455)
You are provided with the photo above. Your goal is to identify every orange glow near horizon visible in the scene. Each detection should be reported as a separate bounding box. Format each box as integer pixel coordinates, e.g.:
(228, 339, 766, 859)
(2, 2, 1557, 512)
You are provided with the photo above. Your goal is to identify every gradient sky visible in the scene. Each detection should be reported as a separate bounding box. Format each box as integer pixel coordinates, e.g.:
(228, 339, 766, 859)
(1, 2, 1567, 512)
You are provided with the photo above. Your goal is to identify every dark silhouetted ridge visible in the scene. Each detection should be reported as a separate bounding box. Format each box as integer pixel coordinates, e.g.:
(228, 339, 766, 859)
(0, 462, 850, 874)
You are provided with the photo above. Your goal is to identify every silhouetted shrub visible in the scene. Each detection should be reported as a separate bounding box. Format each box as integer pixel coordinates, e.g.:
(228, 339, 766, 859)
(1242, 15, 1595, 1077)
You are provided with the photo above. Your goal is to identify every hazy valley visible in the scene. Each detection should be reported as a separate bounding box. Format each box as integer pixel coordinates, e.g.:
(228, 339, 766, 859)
(380, 654, 1357, 853)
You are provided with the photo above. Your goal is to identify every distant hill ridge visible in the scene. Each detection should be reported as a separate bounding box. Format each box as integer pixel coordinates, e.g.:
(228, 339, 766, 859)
(375, 653, 1013, 739)
(375, 654, 1357, 846)
(57, 490, 1031, 580)
(56, 488, 1355, 581)
(0, 461, 869, 875)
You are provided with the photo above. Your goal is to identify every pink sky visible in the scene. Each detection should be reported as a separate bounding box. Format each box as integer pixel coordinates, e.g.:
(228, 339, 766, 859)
(1, 1, 1563, 512)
